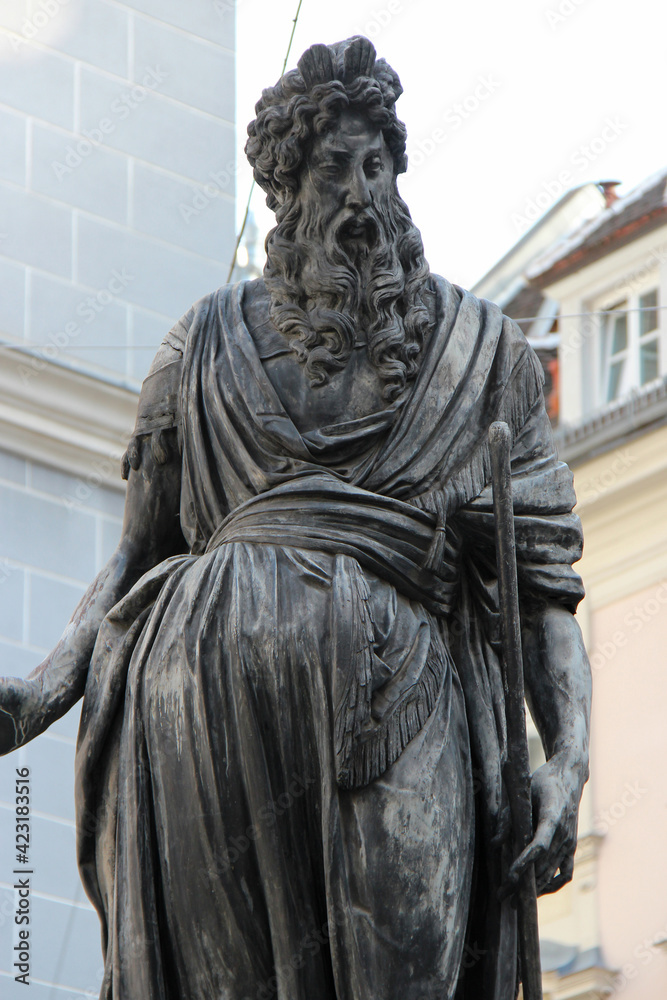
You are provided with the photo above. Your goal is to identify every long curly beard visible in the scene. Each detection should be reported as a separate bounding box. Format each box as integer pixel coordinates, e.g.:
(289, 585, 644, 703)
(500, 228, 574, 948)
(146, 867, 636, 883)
(263, 186, 432, 402)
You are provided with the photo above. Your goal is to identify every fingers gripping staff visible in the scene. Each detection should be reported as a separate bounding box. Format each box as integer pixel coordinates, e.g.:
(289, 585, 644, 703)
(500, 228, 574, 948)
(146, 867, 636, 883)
(489, 420, 543, 1000)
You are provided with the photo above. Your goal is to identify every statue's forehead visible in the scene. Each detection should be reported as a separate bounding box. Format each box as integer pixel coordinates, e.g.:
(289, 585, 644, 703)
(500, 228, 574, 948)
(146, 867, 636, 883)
(313, 111, 384, 155)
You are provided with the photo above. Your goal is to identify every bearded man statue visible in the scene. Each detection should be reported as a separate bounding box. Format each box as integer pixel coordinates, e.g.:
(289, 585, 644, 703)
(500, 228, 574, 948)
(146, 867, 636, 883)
(0, 37, 591, 1000)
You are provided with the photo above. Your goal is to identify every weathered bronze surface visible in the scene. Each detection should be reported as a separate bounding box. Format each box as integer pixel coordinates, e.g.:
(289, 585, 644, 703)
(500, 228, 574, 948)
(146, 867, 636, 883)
(0, 37, 591, 999)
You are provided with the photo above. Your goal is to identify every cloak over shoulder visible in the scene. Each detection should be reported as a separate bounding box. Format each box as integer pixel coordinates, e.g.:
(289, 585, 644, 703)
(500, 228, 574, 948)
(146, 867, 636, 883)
(77, 275, 583, 1000)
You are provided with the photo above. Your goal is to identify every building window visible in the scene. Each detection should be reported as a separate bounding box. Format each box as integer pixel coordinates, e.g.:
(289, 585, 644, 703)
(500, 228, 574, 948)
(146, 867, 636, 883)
(639, 289, 659, 384)
(600, 301, 628, 402)
(599, 288, 660, 404)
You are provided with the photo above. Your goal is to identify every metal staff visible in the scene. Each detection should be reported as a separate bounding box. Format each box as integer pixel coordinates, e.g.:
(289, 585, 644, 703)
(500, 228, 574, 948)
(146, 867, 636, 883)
(488, 420, 543, 1000)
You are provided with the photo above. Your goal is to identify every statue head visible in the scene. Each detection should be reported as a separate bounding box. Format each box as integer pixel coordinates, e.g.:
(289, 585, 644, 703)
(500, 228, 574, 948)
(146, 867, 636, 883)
(245, 37, 431, 402)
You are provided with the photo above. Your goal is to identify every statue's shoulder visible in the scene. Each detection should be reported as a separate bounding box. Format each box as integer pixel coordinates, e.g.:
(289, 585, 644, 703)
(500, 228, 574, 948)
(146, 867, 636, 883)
(148, 280, 260, 370)
(436, 274, 533, 362)
(131, 288, 222, 444)
(239, 277, 270, 333)
(425, 275, 540, 400)
(146, 289, 219, 373)
(186, 279, 268, 344)
(430, 274, 526, 340)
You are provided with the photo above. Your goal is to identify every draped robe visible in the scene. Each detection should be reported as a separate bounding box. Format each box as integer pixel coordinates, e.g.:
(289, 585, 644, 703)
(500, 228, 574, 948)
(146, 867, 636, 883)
(75, 275, 584, 1000)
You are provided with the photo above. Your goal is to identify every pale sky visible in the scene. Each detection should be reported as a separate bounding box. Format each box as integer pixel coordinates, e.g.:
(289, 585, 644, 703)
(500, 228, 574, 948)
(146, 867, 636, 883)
(235, 0, 665, 289)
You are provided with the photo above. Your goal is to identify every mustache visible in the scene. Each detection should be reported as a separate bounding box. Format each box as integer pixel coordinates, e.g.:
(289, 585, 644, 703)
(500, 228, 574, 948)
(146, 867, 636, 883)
(295, 202, 383, 250)
(336, 211, 380, 250)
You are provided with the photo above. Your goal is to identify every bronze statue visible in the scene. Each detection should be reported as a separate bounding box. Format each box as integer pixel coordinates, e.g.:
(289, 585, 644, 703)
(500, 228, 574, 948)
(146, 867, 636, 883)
(0, 37, 591, 999)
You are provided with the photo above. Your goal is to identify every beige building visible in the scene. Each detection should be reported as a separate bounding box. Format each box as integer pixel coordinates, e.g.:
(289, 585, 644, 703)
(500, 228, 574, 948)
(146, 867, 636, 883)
(481, 169, 667, 997)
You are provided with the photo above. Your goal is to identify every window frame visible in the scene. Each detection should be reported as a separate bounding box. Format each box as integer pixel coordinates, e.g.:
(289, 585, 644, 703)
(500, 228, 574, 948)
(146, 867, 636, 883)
(588, 272, 663, 409)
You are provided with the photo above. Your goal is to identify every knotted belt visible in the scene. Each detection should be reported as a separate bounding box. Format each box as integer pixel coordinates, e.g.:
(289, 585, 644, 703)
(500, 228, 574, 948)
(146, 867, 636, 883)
(205, 472, 457, 787)
(205, 472, 457, 617)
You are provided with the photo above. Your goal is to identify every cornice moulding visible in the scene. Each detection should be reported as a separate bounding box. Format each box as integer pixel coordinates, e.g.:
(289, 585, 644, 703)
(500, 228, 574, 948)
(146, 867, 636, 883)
(0, 351, 139, 490)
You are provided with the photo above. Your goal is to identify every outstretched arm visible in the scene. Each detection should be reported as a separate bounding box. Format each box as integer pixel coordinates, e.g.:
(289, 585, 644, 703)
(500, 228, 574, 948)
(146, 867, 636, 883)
(503, 601, 591, 896)
(0, 432, 184, 755)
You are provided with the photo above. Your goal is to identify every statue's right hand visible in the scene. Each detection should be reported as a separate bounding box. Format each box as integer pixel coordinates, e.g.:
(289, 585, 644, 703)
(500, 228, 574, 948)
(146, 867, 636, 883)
(0, 677, 44, 756)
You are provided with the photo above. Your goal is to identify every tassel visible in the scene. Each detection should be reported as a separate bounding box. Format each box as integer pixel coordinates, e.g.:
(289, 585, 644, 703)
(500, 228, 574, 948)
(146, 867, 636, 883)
(333, 559, 375, 787)
(337, 635, 448, 790)
(334, 339, 545, 790)
(424, 490, 448, 572)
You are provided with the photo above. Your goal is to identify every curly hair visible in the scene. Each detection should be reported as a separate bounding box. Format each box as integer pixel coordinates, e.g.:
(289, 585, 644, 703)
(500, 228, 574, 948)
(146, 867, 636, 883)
(245, 36, 407, 211)
(244, 38, 431, 402)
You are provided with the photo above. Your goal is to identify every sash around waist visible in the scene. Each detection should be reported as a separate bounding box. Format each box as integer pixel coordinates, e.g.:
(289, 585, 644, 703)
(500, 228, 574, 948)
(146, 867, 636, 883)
(205, 474, 457, 616)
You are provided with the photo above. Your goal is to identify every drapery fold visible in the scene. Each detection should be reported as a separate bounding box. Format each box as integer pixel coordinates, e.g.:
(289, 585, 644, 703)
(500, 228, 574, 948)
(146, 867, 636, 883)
(78, 275, 584, 999)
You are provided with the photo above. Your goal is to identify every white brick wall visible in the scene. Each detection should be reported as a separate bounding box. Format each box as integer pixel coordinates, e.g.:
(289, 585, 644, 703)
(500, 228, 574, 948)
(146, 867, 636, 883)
(0, 2, 235, 993)
(0, 0, 236, 383)
(0, 449, 124, 997)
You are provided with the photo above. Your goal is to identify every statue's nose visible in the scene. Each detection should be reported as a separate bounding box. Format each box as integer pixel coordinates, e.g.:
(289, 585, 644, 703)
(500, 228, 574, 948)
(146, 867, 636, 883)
(345, 169, 371, 211)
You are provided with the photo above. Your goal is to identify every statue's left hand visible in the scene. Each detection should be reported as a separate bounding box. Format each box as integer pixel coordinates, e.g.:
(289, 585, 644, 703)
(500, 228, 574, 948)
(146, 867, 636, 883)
(500, 751, 587, 898)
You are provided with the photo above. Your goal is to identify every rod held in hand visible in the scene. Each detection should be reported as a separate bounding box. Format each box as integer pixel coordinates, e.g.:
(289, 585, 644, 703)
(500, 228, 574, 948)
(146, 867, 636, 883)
(489, 419, 543, 1000)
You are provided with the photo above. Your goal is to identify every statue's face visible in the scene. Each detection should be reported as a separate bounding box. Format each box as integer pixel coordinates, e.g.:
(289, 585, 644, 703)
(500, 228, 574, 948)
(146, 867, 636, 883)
(296, 109, 394, 249)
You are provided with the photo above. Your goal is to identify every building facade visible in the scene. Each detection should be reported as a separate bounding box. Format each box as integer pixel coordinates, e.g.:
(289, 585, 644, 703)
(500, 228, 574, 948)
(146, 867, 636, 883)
(0, 3, 236, 995)
(480, 169, 667, 998)
(531, 169, 667, 999)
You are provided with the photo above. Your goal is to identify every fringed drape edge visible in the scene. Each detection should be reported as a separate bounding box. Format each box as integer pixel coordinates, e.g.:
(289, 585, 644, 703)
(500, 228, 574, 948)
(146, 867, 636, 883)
(335, 637, 447, 790)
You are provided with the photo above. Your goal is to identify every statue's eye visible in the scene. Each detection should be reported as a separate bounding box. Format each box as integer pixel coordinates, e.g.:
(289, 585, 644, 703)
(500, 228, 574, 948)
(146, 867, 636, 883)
(321, 162, 341, 178)
(364, 157, 383, 178)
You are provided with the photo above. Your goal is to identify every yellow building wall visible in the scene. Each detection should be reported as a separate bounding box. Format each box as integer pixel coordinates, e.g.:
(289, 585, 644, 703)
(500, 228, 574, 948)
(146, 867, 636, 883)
(537, 423, 667, 996)
(591, 585, 667, 994)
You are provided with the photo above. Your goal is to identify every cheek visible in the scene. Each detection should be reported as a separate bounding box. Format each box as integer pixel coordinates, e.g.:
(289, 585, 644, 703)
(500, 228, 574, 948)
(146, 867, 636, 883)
(311, 177, 343, 201)
(371, 176, 393, 203)
(312, 189, 347, 218)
